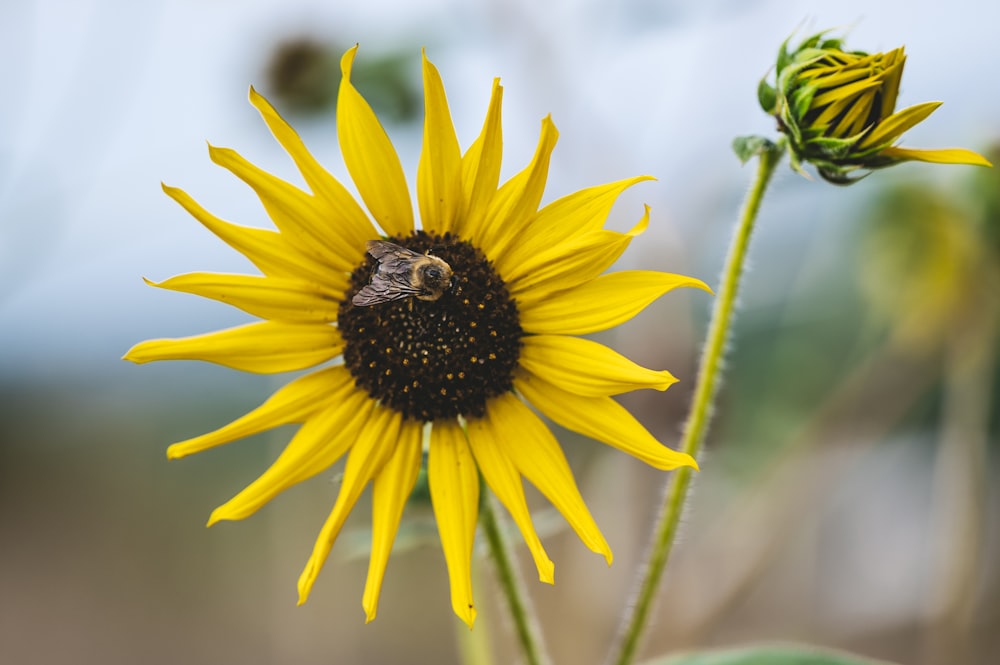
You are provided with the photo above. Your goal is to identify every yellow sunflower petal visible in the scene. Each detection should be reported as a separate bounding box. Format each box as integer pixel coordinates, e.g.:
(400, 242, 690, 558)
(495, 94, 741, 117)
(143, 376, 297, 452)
(417, 50, 462, 235)
(145, 273, 345, 324)
(488, 393, 611, 563)
(165, 366, 351, 459)
(877, 49, 905, 117)
(519, 270, 712, 335)
(458, 78, 503, 240)
(811, 78, 881, 128)
(477, 116, 558, 260)
(497, 175, 653, 277)
(209, 382, 374, 524)
(248, 86, 376, 254)
(161, 184, 334, 285)
(208, 144, 357, 272)
(506, 205, 649, 302)
(466, 411, 555, 584)
(857, 101, 941, 150)
(877, 145, 993, 167)
(514, 370, 697, 471)
(428, 419, 479, 627)
(298, 406, 402, 605)
(519, 334, 676, 396)
(123, 321, 342, 374)
(338, 46, 413, 236)
(363, 419, 424, 622)
(808, 60, 875, 89)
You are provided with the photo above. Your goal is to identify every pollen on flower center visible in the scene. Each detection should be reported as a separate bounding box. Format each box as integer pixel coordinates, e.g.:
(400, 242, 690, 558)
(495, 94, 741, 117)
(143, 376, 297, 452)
(339, 231, 523, 421)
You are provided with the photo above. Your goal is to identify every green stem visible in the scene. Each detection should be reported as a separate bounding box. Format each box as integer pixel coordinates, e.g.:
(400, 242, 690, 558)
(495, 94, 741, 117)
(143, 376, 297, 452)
(456, 556, 495, 665)
(608, 144, 784, 665)
(480, 492, 551, 665)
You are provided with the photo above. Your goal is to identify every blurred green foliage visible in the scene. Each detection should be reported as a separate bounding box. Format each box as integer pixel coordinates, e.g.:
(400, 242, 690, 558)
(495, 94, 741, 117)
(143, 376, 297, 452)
(264, 36, 420, 123)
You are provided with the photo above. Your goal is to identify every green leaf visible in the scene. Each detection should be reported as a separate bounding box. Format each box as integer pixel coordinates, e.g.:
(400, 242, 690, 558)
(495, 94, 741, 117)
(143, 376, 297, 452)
(732, 135, 777, 165)
(757, 78, 777, 113)
(642, 643, 899, 665)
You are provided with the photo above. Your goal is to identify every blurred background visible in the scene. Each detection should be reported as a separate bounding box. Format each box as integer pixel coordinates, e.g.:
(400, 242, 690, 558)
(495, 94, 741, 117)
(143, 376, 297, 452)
(1, 0, 998, 663)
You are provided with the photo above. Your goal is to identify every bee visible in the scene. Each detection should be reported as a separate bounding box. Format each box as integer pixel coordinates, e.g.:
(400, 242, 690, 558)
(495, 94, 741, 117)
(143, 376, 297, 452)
(352, 240, 454, 306)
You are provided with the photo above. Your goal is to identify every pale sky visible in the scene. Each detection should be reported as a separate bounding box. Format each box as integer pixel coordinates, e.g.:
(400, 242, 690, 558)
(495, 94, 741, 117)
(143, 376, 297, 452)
(1, 0, 996, 375)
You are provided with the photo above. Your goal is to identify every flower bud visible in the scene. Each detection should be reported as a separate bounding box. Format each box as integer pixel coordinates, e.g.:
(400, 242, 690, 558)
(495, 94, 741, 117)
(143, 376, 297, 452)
(759, 32, 991, 183)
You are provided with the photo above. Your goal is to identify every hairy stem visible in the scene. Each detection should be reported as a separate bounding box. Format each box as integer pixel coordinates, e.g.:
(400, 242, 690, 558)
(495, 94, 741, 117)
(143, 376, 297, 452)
(480, 492, 551, 665)
(608, 143, 784, 665)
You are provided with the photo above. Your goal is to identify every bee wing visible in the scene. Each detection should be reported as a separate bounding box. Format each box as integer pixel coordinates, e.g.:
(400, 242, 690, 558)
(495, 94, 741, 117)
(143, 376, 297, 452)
(366, 240, 424, 277)
(352, 275, 422, 306)
(352, 241, 425, 306)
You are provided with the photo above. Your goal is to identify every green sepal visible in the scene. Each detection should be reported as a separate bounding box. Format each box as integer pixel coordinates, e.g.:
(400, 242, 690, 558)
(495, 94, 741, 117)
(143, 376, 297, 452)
(780, 110, 804, 144)
(641, 643, 900, 665)
(818, 163, 868, 185)
(806, 135, 857, 160)
(757, 77, 777, 113)
(790, 84, 816, 123)
(787, 146, 809, 177)
(775, 36, 793, 75)
(732, 135, 778, 165)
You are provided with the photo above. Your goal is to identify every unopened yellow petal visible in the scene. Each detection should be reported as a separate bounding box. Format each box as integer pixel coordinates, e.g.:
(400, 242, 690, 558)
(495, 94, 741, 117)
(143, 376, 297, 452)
(428, 419, 479, 627)
(298, 406, 402, 604)
(878, 145, 993, 167)
(166, 366, 351, 459)
(338, 46, 413, 236)
(248, 86, 376, 253)
(506, 205, 649, 302)
(145, 273, 345, 323)
(162, 184, 334, 285)
(417, 51, 462, 234)
(519, 270, 711, 335)
(458, 78, 503, 240)
(209, 382, 374, 524)
(811, 78, 881, 127)
(477, 116, 558, 260)
(877, 49, 906, 117)
(487, 393, 610, 563)
(519, 334, 676, 396)
(496, 176, 654, 278)
(515, 370, 697, 471)
(858, 101, 941, 150)
(123, 321, 342, 374)
(208, 144, 359, 272)
(363, 420, 424, 622)
(466, 411, 555, 584)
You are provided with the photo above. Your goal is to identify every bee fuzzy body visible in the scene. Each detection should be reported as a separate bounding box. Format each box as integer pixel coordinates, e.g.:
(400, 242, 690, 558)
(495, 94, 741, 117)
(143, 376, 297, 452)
(352, 240, 454, 307)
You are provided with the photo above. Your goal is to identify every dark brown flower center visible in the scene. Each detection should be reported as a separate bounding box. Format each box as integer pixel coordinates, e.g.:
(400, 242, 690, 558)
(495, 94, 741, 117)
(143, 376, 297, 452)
(338, 231, 522, 421)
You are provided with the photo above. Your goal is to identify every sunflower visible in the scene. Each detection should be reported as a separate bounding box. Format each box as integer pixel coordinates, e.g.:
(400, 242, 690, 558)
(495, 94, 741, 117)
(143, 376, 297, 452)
(125, 46, 708, 626)
(758, 31, 991, 183)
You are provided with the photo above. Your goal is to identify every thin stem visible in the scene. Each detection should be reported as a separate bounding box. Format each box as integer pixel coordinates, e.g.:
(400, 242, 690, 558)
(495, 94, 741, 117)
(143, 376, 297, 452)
(456, 556, 495, 665)
(608, 144, 784, 665)
(923, 319, 996, 664)
(480, 492, 551, 665)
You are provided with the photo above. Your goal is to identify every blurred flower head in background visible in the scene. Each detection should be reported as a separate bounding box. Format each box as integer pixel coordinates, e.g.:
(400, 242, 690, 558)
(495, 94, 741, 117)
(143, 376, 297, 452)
(265, 36, 420, 123)
(858, 143, 1000, 354)
(759, 31, 992, 183)
(124, 45, 707, 626)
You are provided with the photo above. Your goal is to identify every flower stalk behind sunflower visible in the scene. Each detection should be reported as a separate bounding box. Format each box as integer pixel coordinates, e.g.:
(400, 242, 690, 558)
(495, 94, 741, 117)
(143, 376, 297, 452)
(611, 29, 992, 665)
